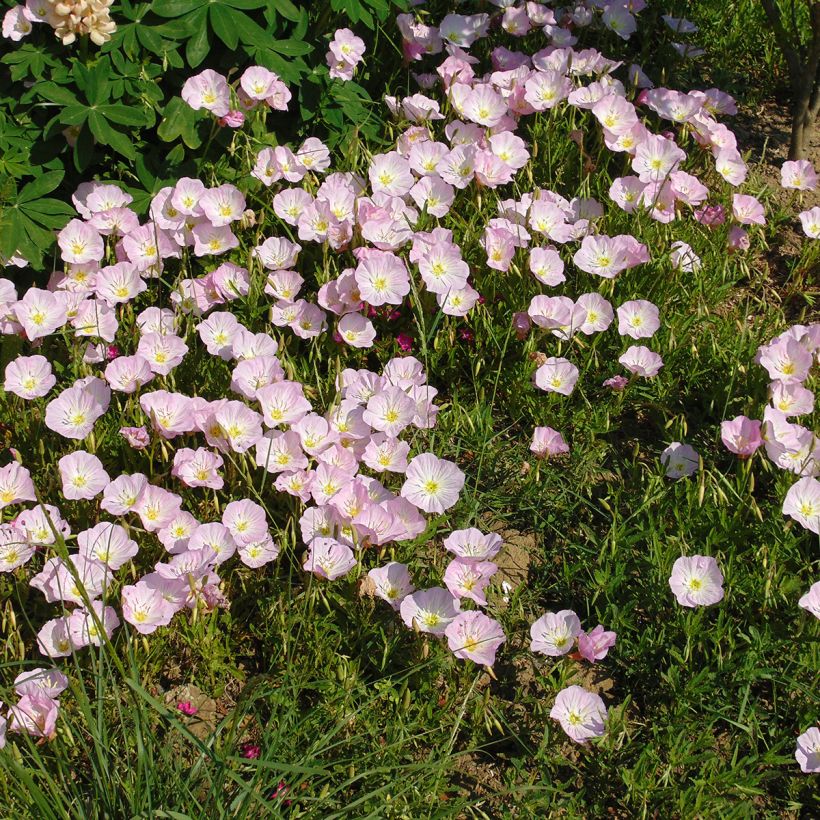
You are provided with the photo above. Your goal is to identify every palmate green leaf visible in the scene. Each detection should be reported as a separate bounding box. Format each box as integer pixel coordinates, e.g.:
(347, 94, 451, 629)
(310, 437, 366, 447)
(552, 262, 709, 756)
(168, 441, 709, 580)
(150, 0, 207, 17)
(271, 0, 302, 21)
(228, 11, 271, 50)
(222, 0, 267, 8)
(98, 104, 150, 126)
(269, 38, 313, 56)
(157, 97, 202, 149)
(209, 4, 240, 50)
(20, 199, 76, 229)
(58, 105, 90, 127)
(88, 110, 138, 160)
(186, 13, 211, 68)
(17, 170, 64, 203)
(35, 82, 80, 106)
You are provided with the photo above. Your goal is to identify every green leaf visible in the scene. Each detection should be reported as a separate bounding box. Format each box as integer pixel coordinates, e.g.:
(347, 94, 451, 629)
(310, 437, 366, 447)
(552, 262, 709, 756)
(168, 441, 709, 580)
(272, 0, 302, 21)
(58, 106, 90, 127)
(229, 11, 271, 49)
(36, 82, 80, 106)
(88, 110, 137, 160)
(86, 57, 112, 106)
(73, 122, 95, 173)
(186, 18, 211, 67)
(150, 0, 206, 17)
(210, 5, 240, 50)
(223, 0, 267, 8)
(98, 104, 149, 126)
(269, 38, 313, 56)
(20, 199, 76, 228)
(156, 97, 202, 149)
(17, 171, 64, 203)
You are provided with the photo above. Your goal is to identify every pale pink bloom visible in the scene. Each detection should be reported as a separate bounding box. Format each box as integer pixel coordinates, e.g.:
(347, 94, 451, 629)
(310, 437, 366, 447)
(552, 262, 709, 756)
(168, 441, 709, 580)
(758, 338, 813, 383)
(400, 586, 460, 634)
(798, 581, 820, 619)
(770, 381, 815, 416)
(528, 295, 573, 330)
(170, 177, 206, 216)
(254, 236, 301, 271)
(445, 611, 505, 666)
(438, 144, 477, 188)
(535, 357, 579, 396)
(573, 293, 613, 335)
(670, 240, 702, 272)
(714, 149, 747, 186)
(573, 235, 629, 278)
(617, 300, 660, 339)
(0, 462, 35, 509)
(438, 284, 480, 317)
(401, 453, 465, 514)
(529, 247, 566, 286)
(303, 537, 356, 580)
(619, 345, 663, 377)
(134, 485, 182, 533)
(550, 686, 607, 744)
(105, 355, 154, 394)
(795, 727, 820, 773)
(577, 625, 617, 663)
(632, 134, 686, 183)
(255, 430, 308, 474)
(192, 223, 239, 257)
(172, 448, 224, 489)
(36, 617, 76, 658)
(524, 69, 571, 111)
(240, 66, 279, 100)
(530, 610, 581, 656)
(418, 243, 470, 294)
(193, 522, 236, 566)
(338, 312, 376, 348)
(296, 137, 331, 172)
(120, 426, 150, 449)
(223, 498, 267, 545)
(68, 601, 120, 648)
(463, 84, 507, 126)
(732, 194, 766, 226)
(58, 450, 109, 500)
(14, 668, 68, 700)
(257, 380, 312, 428)
(181, 69, 230, 117)
(669, 555, 724, 607)
(669, 171, 709, 207)
(0, 523, 34, 572)
(781, 160, 817, 191)
(137, 333, 188, 376)
(140, 391, 194, 438)
(369, 152, 414, 197)
(443, 528, 502, 560)
(592, 93, 638, 134)
(720, 416, 762, 457)
(443, 558, 497, 606)
(488, 131, 529, 170)
(355, 251, 410, 306)
(782, 477, 820, 534)
(45, 383, 108, 440)
(31, 554, 110, 605)
(4, 354, 55, 399)
(530, 426, 569, 458)
(77, 522, 138, 570)
(122, 223, 178, 271)
(94, 262, 145, 306)
(363, 386, 416, 437)
(661, 442, 699, 478)
(368, 562, 414, 609)
(238, 535, 280, 568)
(71, 298, 118, 343)
(2, 6, 33, 40)
(609, 176, 646, 213)
(14, 503, 69, 547)
(57, 219, 104, 265)
(101, 473, 148, 515)
(409, 175, 454, 218)
(122, 582, 176, 634)
(200, 184, 246, 227)
(9, 694, 59, 739)
(197, 311, 242, 360)
(13, 288, 68, 340)
(799, 206, 820, 238)
(157, 511, 201, 555)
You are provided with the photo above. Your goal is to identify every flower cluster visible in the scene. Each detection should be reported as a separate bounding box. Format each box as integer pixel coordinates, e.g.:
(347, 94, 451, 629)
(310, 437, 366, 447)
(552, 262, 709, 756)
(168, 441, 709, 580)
(2, 0, 116, 46)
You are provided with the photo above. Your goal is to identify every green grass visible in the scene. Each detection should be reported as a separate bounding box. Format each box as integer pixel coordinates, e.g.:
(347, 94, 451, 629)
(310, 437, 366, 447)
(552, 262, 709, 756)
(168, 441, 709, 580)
(0, 2, 818, 818)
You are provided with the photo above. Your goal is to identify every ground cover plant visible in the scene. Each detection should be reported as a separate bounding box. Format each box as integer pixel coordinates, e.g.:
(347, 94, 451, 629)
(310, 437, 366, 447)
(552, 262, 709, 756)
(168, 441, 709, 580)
(0, 0, 818, 817)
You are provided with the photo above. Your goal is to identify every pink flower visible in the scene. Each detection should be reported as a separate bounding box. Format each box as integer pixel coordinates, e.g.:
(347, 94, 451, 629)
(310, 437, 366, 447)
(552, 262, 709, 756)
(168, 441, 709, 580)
(535, 357, 579, 396)
(530, 610, 582, 656)
(603, 375, 629, 391)
(661, 442, 699, 478)
(396, 333, 413, 352)
(400, 587, 460, 635)
(782, 477, 820, 534)
(781, 160, 817, 191)
(798, 206, 820, 239)
(445, 611, 505, 666)
(758, 338, 813, 383)
(443, 558, 497, 606)
(45, 383, 109, 440)
(181, 69, 230, 118)
(368, 562, 415, 610)
(577, 625, 617, 663)
(528, 295, 574, 333)
(732, 194, 766, 225)
(4, 355, 55, 399)
(303, 537, 356, 580)
(240, 743, 261, 759)
(57, 219, 104, 265)
(573, 235, 630, 278)
(550, 686, 607, 744)
(796, 727, 820, 773)
(617, 300, 660, 339)
(58, 450, 109, 500)
(222, 499, 267, 545)
(720, 416, 762, 457)
(694, 203, 726, 226)
(120, 426, 150, 449)
(669, 555, 724, 607)
(401, 453, 465, 514)
(798, 581, 820, 619)
(530, 427, 569, 458)
(13, 288, 68, 340)
(9, 694, 59, 739)
(177, 701, 198, 716)
(619, 345, 663, 377)
(2, 6, 33, 41)
(105, 355, 154, 394)
(218, 110, 245, 128)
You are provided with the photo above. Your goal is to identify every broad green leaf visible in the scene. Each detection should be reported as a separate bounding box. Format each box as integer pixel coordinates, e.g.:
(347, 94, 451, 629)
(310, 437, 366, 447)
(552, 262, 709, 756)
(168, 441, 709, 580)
(186, 20, 211, 67)
(98, 104, 149, 126)
(223, 0, 267, 8)
(88, 110, 137, 160)
(17, 170, 64, 203)
(210, 5, 240, 50)
(272, 0, 301, 21)
(229, 11, 271, 49)
(269, 38, 313, 56)
(35, 82, 80, 106)
(150, 0, 207, 17)
(58, 106, 90, 127)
